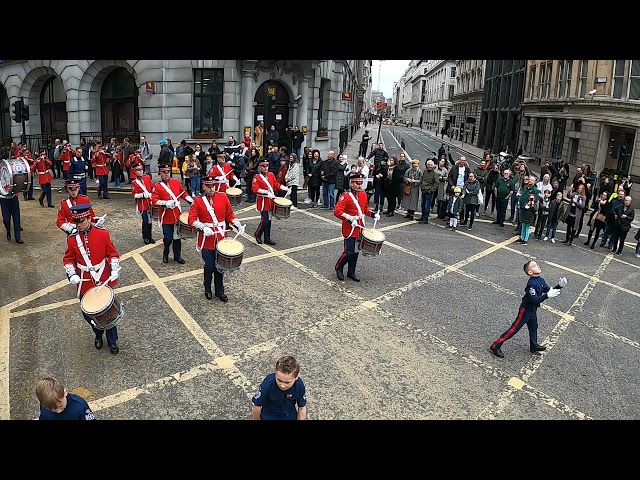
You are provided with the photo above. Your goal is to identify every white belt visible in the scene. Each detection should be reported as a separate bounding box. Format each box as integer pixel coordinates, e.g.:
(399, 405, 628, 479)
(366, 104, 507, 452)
(78, 259, 106, 272)
(38, 171, 48, 175)
(73, 173, 86, 178)
(95, 164, 106, 168)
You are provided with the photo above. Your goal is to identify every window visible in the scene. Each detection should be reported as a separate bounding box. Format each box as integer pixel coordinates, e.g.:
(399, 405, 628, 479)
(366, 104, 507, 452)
(448, 85, 454, 99)
(543, 62, 552, 99)
(193, 68, 224, 137)
(569, 138, 579, 164)
(557, 60, 572, 98)
(529, 66, 536, 99)
(539, 63, 546, 99)
(574, 119, 581, 132)
(550, 118, 566, 158)
(612, 60, 625, 99)
(450, 67, 456, 78)
(629, 60, 640, 100)
(533, 117, 546, 155)
(579, 60, 588, 98)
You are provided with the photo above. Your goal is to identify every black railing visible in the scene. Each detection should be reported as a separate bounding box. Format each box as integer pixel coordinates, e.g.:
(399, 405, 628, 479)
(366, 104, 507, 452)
(23, 133, 60, 155)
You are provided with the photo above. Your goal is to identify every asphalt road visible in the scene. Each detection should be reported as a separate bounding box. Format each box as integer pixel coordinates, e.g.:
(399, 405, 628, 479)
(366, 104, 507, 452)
(1, 137, 639, 420)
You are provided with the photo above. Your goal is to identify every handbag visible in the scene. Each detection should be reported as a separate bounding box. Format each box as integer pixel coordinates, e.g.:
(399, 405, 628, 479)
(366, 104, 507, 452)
(403, 183, 412, 195)
(595, 213, 606, 223)
(477, 188, 484, 205)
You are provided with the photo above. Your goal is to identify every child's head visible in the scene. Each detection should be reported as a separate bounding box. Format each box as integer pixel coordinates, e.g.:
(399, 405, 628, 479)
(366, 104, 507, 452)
(36, 377, 68, 413)
(274, 355, 300, 391)
(453, 187, 462, 196)
(523, 259, 542, 277)
(544, 189, 551, 198)
(350, 164, 357, 172)
(555, 191, 563, 201)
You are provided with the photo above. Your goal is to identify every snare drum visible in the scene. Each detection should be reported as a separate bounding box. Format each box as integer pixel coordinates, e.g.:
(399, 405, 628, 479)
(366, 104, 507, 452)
(215, 238, 244, 273)
(272, 197, 293, 219)
(0, 157, 32, 196)
(359, 228, 385, 256)
(80, 285, 124, 330)
(178, 212, 197, 238)
(226, 187, 243, 206)
(150, 204, 160, 221)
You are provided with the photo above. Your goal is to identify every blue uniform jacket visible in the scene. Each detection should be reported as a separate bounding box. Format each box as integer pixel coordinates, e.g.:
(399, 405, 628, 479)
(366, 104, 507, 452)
(521, 276, 551, 311)
(252, 373, 307, 420)
(39, 393, 96, 420)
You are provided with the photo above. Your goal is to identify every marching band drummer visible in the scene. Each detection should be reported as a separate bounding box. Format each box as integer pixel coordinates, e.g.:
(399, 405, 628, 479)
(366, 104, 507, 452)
(251, 158, 290, 245)
(151, 162, 194, 264)
(333, 172, 381, 282)
(57, 179, 105, 236)
(208, 151, 239, 194)
(130, 160, 156, 245)
(188, 175, 246, 302)
(62, 204, 122, 354)
(31, 149, 55, 208)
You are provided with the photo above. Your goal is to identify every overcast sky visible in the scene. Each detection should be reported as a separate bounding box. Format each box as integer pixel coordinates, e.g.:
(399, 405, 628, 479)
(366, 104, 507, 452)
(371, 60, 410, 99)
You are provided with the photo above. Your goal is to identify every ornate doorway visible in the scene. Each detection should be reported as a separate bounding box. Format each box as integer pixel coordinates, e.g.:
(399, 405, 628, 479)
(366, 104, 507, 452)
(254, 80, 290, 153)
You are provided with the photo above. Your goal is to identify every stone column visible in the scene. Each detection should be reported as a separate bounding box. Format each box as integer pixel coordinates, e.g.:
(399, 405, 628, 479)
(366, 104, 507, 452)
(296, 75, 310, 133)
(241, 69, 256, 142)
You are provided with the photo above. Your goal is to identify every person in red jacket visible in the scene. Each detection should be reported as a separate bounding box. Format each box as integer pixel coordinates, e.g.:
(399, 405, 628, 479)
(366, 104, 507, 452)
(59, 142, 74, 179)
(188, 175, 246, 302)
(31, 149, 55, 207)
(126, 149, 144, 182)
(91, 141, 112, 199)
(62, 203, 121, 354)
(57, 179, 102, 235)
(151, 163, 194, 264)
(207, 152, 238, 193)
(130, 161, 156, 244)
(333, 172, 381, 281)
(251, 159, 290, 245)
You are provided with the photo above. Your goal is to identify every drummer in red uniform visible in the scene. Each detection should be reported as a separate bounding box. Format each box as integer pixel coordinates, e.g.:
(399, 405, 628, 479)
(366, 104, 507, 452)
(91, 141, 112, 199)
(62, 203, 121, 354)
(188, 175, 246, 302)
(31, 149, 55, 208)
(57, 179, 104, 235)
(251, 159, 290, 245)
(208, 152, 239, 193)
(151, 163, 194, 264)
(130, 160, 156, 245)
(333, 172, 381, 282)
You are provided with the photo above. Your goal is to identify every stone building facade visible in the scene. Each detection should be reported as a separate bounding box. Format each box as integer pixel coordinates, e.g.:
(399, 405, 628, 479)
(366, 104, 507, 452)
(450, 60, 485, 145)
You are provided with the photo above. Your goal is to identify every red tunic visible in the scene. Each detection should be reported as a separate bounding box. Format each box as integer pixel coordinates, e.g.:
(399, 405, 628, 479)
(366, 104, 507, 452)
(207, 162, 237, 193)
(251, 172, 282, 213)
(188, 193, 237, 250)
(131, 175, 154, 212)
(151, 178, 187, 224)
(334, 190, 372, 238)
(127, 154, 144, 180)
(60, 148, 73, 172)
(31, 157, 53, 184)
(57, 195, 95, 232)
(92, 151, 111, 176)
(63, 226, 119, 298)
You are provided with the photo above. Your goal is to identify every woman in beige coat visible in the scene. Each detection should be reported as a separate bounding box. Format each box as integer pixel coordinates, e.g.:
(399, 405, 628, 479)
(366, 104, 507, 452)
(402, 160, 423, 220)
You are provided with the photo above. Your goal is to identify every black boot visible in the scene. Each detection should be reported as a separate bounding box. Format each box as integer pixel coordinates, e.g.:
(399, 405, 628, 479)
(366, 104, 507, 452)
(584, 231, 592, 246)
(163, 243, 170, 263)
(143, 226, 149, 244)
(146, 224, 156, 244)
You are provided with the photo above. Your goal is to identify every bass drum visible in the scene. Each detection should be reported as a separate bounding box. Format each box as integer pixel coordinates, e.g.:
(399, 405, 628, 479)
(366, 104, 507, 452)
(0, 158, 32, 196)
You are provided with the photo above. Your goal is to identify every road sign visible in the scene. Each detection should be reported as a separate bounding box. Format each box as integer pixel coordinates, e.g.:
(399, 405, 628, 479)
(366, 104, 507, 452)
(376, 101, 388, 111)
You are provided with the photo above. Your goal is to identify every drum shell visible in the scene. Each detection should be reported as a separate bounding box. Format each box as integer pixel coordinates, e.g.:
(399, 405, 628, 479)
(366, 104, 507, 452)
(150, 205, 160, 221)
(215, 239, 244, 273)
(226, 187, 243, 206)
(178, 213, 197, 238)
(359, 229, 385, 256)
(80, 286, 124, 330)
(0, 158, 32, 196)
(272, 198, 292, 219)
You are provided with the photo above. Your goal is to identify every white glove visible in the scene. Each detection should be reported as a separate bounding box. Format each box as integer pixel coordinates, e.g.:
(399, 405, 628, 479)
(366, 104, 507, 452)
(281, 185, 290, 192)
(547, 288, 560, 298)
(185, 195, 194, 204)
(110, 258, 121, 275)
(524, 205, 530, 209)
(373, 212, 381, 221)
(358, 213, 366, 220)
(94, 214, 106, 228)
(350, 218, 359, 226)
(69, 274, 81, 285)
(343, 214, 355, 222)
(203, 227, 214, 237)
(165, 199, 176, 209)
(143, 192, 152, 199)
(108, 271, 119, 282)
(62, 223, 76, 234)
(134, 193, 144, 199)
(215, 176, 226, 183)
(193, 221, 205, 230)
(558, 277, 568, 288)
(236, 224, 246, 236)
(267, 191, 276, 199)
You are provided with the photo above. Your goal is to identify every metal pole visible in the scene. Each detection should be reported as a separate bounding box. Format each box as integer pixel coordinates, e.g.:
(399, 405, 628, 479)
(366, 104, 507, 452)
(375, 113, 383, 145)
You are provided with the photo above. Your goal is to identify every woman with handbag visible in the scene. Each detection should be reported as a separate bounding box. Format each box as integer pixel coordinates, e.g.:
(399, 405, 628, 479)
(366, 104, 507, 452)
(584, 192, 611, 249)
(402, 160, 423, 220)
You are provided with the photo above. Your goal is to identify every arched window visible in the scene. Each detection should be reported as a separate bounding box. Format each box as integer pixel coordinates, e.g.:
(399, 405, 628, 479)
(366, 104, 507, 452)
(40, 76, 67, 135)
(100, 68, 138, 133)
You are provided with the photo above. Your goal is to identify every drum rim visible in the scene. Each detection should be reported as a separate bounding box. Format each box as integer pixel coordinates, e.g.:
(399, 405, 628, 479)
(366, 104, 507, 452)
(217, 238, 244, 255)
(226, 187, 243, 195)
(81, 285, 115, 315)
(274, 198, 293, 206)
(362, 228, 386, 241)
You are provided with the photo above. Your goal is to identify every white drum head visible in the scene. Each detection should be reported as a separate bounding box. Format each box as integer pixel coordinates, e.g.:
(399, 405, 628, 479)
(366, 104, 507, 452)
(81, 285, 113, 314)
(217, 238, 244, 256)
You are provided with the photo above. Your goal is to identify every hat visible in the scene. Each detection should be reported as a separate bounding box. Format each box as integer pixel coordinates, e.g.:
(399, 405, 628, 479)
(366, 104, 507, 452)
(65, 179, 80, 188)
(202, 175, 217, 186)
(158, 164, 171, 173)
(453, 187, 462, 193)
(70, 203, 93, 220)
(349, 173, 365, 182)
(131, 160, 143, 170)
(159, 139, 167, 145)
(258, 159, 269, 166)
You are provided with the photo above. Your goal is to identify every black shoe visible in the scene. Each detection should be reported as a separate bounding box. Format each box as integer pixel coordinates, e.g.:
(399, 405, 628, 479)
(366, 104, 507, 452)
(491, 221, 499, 224)
(144, 238, 151, 245)
(336, 269, 344, 281)
(265, 239, 276, 246)
(162, 254, 169, 263)
(6, 232, 10, 241)
(47, 205, 55, 208)
(499, 223, 504, 227)
(216, 293, 229, 302)
(347, 273, 360, 282)
(530, 344, 546, 353)
(404, 214, 411, 219)
(15, 239, 24, 244)
(583, 241, 590, 246)
(386, 213, 394, 217)
(254, 235, 263, 244)
(39, 198, 44, 207)
(148, 237, 156, 244)
(94, 336, 103, 349)
(420, 220, 428, 224)
(174, 257, 186, 264)
(109, 343, 119, 354)
(490, 345, 504, 358)
(204, 290, 213, 300)
(561, 240, 568, 244)
(102, 196, 111, 199)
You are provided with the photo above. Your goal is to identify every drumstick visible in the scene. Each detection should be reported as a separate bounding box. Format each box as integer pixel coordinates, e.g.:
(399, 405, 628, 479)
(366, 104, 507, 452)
(373, 207, 380, 230)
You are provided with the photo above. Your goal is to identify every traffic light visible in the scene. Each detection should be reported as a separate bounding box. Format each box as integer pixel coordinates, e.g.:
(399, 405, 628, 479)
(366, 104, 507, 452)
(21, 103, 29, 121)
(12, 100, 23, 123)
